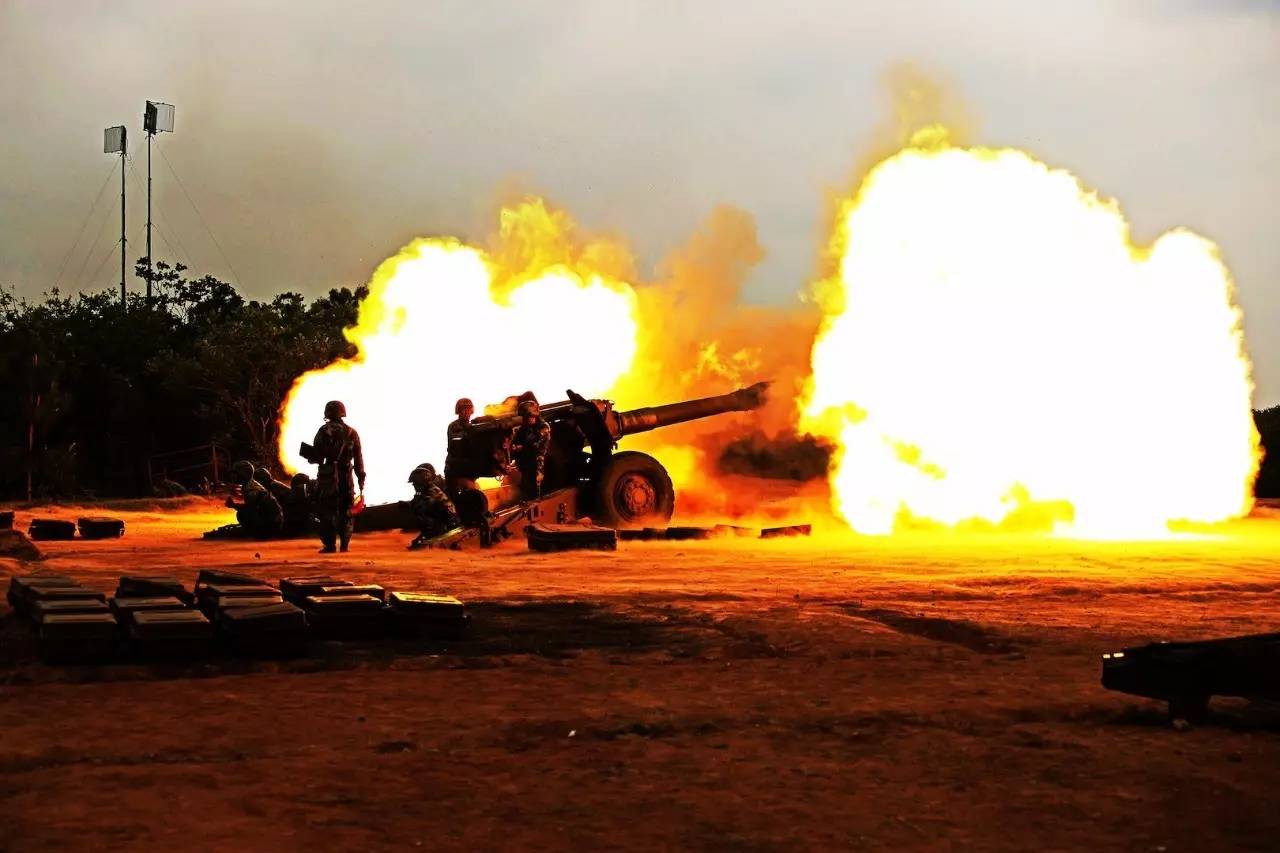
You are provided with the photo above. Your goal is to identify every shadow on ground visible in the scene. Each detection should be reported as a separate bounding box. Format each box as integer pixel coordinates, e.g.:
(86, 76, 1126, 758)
(0, 600, 739, 686)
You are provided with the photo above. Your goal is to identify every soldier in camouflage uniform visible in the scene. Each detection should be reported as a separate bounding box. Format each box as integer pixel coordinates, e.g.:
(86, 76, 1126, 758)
(253, 466, 292, 505)
(511, 400, 551, 499)
(444, 397, 476, 497)
(280, 472, 315, 536)
(310, 400, 366, 553)
(407, 463, 460, 549)
(224, 460, 284, 538)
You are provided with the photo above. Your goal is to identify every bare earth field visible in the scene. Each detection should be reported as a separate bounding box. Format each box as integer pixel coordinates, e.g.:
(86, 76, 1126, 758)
(3, 498, 1280, 851)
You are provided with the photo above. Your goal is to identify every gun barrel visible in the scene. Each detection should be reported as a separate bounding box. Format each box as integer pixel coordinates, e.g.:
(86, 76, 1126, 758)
(615, 381, 770, 437)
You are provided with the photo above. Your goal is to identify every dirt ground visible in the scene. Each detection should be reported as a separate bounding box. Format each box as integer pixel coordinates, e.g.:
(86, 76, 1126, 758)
(3, 499, 1280, 851)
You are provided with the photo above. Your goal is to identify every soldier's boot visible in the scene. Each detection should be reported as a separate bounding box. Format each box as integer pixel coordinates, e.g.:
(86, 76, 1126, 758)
(339, 519, 353, 553)
(318, 517, 337, 553)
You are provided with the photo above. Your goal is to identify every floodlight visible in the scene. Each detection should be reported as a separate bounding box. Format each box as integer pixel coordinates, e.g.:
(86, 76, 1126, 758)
(144, 101, 175, 134)
(104, 125, 126, 154)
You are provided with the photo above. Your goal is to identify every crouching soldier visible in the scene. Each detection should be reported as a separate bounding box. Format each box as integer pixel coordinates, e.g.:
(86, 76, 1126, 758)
(253, 466, 292, 505)
(225, 460, 284, 538)
(281, 472, 315, 536)
(408, 464, 460, 550)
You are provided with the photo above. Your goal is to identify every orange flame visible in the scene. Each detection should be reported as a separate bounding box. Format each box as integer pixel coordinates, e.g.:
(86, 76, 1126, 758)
(803, 127, 1260, 537)
(278, 199, 639, 503)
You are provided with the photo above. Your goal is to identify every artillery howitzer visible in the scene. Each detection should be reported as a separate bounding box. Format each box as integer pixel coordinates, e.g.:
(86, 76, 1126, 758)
(1101, 632, 1280, 722)
(358, 382, 770, 544)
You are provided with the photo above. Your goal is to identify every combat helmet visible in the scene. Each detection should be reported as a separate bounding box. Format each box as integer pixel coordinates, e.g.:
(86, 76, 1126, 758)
(518, 400, 540, 418)
(252, 467, 272, 486)
(408, 464, 436, 487)
(231, 460, 255, 483)
(455, 398, 474, 416)
(324, 400, 347, 420)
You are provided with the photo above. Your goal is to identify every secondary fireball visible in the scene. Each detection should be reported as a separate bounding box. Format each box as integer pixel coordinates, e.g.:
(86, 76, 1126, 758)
(804, 127, 1259, 536)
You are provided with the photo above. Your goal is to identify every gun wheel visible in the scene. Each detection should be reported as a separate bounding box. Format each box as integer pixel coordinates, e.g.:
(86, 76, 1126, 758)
(594, 451, 675, 529)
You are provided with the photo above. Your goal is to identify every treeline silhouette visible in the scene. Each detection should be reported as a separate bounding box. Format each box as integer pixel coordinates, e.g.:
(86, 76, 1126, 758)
(2, 262, 1279, 502)
(2, 261, 364, 500)
(1255, 406, 1280, 500)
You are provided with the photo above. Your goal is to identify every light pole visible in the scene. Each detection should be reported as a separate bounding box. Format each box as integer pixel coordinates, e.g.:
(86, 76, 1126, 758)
(103, 125, 127, 305)
(142, 100, 174, 300)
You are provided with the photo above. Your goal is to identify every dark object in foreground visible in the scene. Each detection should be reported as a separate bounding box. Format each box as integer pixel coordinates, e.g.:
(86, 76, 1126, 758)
(20, 585, 106, 619)
(664, 526, 716, 541)
(303, 593, 385, 638)
(386, 592, 469, 639)
(527, 522, 617, 552)
(760, 524, 812, 539)
(110, 596, 190, 622)
(14, 570, 472, 664)
(7, 573, 76, 608)
(40, 613, 120, 662)
(354, 500, 417, 534)
(28, 518, 76, 541)
(279, 576, 352, 605)
(202, 522, 315, 541)
(218, 601, 309, 656)
(616, 528, 662, 541)
(319, 583, 385, 603)
(130, 609, 214, 658)
(1101, 632, 1280, 722)
(197, 582, 281, 614)
(0, 510, 13, 529)
(0, 529, 43, 560)
(116, 576, 195, 606)
(77, 516, 125, 539)
(31, 597, 111, 622)
(195, 569, 264, 588)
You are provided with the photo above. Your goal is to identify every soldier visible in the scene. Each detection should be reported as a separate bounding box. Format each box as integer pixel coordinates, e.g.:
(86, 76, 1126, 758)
(253, 466, 292, 505)
(310, 400, 366, 553)
(153, 473, 187, 497)
(444, 397, 476, 496)
(224, 460, 283, 538)
(281, 472, 315, 536)
(510, 400, 551, 499)
(407, 463, 460, 549)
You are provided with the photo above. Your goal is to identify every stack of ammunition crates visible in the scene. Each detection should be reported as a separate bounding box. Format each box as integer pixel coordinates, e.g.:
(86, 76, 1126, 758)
(7, 569, 471, 665)
(9, 573, 117, 662)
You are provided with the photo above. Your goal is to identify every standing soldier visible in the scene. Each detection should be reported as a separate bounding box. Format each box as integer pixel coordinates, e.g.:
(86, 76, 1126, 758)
(444, 397, 476, 497)
(407, 463, 460, 549)
(310, 400, 366, 553)
(511, 400, 551, 499)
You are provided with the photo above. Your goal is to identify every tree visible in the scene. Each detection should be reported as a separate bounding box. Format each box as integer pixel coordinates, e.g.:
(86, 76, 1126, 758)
(0, 265, 364, 497)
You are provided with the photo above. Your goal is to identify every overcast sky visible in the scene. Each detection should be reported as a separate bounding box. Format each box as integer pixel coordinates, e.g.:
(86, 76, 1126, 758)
(2, 1, 1276, 401)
